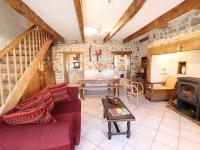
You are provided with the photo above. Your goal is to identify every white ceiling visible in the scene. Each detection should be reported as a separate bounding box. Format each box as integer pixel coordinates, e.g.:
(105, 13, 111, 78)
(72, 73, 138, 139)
(113, 0, 185, 40)
(22, 0, 185, 41)
(83, 0, 133, 40)
(22, 0, 81, 40)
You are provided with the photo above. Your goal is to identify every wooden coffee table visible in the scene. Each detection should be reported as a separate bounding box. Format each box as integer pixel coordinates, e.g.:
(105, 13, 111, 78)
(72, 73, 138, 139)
(101, 98, 136, 139)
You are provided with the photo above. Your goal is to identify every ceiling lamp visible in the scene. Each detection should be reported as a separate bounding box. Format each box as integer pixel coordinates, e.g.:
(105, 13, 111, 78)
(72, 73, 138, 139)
(107, 0, 111, 4)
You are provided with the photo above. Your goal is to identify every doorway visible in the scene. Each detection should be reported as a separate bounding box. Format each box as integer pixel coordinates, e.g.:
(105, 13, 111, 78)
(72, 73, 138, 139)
(112, 51, 132, 79)
(63, 52, 85, 84)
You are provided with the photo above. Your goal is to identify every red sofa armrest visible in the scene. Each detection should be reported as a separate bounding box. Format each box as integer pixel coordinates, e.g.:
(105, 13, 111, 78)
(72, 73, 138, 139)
(67, 87, 79, 100)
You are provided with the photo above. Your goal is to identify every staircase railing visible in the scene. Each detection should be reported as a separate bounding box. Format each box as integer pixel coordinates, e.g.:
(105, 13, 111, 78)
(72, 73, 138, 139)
(0, 25, 52, 115)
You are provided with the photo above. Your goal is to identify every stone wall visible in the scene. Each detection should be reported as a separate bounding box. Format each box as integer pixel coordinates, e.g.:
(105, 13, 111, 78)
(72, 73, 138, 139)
(133, 9, 200, 48)
(52, 40, 139, 83)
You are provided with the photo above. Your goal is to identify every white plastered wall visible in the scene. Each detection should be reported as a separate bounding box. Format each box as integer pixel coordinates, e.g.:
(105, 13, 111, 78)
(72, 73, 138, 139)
(0, 0, 31, 50)
(151, 50, 200, 82)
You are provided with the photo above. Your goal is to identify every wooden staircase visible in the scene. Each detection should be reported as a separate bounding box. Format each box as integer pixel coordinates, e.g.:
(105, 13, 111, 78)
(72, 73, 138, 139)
(0, 25, 52, 115)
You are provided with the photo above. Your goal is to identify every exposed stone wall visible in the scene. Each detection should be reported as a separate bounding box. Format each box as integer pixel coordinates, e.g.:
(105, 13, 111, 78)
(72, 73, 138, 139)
(133, 9, 200, 48)
(52, 40, 139, 83)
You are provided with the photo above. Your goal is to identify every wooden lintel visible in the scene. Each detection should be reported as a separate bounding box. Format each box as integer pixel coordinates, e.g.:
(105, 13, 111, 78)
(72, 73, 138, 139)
(123, 0, 200, 43)
(6, 0, 65, 43)
(73, 0, 85, 43)
(103, 0, 147, 43)
(111, 51, 132, 55)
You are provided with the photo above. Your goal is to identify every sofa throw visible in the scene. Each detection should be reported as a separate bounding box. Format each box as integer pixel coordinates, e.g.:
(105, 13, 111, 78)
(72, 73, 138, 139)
(3, 102, 46, 125)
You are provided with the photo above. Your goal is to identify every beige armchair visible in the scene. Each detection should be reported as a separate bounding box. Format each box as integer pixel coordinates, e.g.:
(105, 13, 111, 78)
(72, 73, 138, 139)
(145, 77, 177, 101)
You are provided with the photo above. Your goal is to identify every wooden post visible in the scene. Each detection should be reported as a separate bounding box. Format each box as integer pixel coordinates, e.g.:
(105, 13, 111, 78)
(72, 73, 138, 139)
(0, 60, 4, 105)
(19, 41, 23, 76)
(35, 30, 38, 53)
(13, 47, 18, 84)
(38, 30, 41, 50)
(24, 37, 28, 69)
(6, 54, 11, 94)
(28, 33, 32, 63)
(32, 31, 35, 59)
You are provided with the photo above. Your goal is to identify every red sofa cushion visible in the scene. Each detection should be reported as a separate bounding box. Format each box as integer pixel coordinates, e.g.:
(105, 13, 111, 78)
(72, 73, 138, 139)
(38, 87, 54, 112)
(3, 102, 46, 125)
(52, 100, 81, 145)
(49, 82, 71, 103)
(0, 122, 74, 150)
(16, 94, 41, 110)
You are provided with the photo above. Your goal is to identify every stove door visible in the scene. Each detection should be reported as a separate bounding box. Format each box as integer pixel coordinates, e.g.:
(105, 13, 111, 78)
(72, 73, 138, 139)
(178, 81, 198, 104)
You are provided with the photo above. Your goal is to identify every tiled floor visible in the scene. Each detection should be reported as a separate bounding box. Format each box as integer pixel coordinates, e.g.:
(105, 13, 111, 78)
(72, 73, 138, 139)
(75, 90, 200, 150)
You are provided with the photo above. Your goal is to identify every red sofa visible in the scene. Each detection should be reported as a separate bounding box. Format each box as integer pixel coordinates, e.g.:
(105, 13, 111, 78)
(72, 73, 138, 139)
(0, 86, 81, 150)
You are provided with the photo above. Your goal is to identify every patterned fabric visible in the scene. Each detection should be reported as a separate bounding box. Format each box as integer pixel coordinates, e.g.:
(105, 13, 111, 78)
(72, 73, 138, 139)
(37, 87, 54, 112)
(3, 102, 46, 125)
(49, 82, 71, 103)
(40, 110, 57, 124)
(16, 94, 41, 110)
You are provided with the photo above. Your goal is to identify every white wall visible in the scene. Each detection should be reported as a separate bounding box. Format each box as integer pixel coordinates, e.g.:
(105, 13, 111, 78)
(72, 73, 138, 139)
(151, 50, 200, 82)
(0, 0, 31, 50)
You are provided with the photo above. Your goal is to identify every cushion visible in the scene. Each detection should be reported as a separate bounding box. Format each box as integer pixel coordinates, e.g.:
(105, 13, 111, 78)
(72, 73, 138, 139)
(49, 83, 71, 103)
(165, 77, 177, 89)
(3, 102, 46, 125)
(37, 87, 54, 112)
(16, 94, 41, 110)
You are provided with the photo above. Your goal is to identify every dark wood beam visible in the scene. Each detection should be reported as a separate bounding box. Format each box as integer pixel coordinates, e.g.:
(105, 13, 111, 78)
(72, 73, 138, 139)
(73, 0, 85, 43)
(103, 0, 146, 43)
(123, 0, 200, 43)
(6, 0, 65, 43)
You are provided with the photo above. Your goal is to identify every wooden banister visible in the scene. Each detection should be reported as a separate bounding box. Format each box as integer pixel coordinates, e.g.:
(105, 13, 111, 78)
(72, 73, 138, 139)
(0, 24, 52, 112)
(0, 25, 36, 58)
(0, 39, 52, 115)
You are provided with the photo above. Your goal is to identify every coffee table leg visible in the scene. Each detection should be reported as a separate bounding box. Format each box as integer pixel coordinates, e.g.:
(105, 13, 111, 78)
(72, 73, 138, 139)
(108, 122, 112, 140)
(127, 121, 131, 138)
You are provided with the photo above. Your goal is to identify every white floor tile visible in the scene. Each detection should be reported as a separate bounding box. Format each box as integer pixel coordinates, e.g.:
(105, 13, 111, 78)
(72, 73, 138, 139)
(159, 122, 179, 137)
(99, 137, 126, 150)
(180, 117, 200, 134)
(126, 134, 153, 150)
(75, 137, 96, 150)
(135, 125, 157, 139)
(151, 141, 176, 150)
(84, 130, 107, 145)
(155, 131, 178, 149)
(179, 129, 200, 144)
(178, 138, 200, 150)
(161, 116, 180, 128)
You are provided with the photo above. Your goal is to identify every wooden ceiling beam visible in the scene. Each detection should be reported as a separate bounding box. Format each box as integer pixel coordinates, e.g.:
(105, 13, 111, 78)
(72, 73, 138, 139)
(103, 0, 147, 43)
(6, 0, 64, 43)
(73, 0, 85, 43)
(123, 0, 200, 43)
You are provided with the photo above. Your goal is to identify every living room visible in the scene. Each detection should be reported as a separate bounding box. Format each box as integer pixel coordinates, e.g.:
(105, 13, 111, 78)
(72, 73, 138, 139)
(0, 0, 200, 150)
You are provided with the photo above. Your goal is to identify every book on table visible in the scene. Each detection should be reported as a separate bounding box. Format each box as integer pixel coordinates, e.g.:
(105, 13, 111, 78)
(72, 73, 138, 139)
(109, 107, 130, 116)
